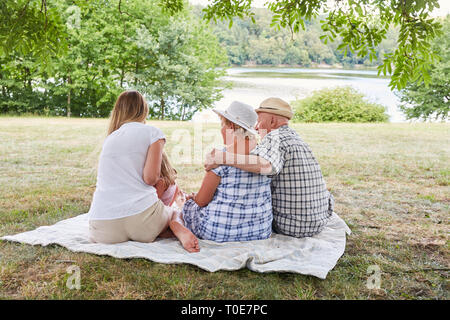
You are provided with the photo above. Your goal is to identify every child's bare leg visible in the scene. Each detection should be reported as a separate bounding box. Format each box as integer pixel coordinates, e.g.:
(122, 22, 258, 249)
(172, 187, 187, 209)
(169, 210, 200, 253)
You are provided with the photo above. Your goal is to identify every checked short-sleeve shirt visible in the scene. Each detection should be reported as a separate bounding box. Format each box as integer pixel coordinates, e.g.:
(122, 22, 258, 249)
(182, 165, 273, 242)
(251, 125, 334, 238)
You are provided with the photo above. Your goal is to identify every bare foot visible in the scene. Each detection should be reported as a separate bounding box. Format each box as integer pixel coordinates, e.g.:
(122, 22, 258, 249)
(169, 220, 200, 253)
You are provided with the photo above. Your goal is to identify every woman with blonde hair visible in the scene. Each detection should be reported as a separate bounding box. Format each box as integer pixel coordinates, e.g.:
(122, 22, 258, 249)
(88, 90, 199, 253)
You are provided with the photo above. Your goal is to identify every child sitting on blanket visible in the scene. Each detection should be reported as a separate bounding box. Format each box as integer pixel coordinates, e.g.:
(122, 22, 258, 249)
(153, 152, 188, 239)
(154, 152, 186, 209)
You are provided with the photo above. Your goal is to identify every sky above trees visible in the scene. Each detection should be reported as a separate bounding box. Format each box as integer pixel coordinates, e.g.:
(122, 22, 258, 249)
(189, 0, 450, 17)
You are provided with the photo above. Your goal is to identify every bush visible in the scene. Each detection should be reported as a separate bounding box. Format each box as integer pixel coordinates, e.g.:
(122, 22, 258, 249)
(292, 86, 389, 123)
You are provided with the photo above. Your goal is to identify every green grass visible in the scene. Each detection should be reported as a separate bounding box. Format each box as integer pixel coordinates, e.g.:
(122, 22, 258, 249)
(0, 117, 449, 299)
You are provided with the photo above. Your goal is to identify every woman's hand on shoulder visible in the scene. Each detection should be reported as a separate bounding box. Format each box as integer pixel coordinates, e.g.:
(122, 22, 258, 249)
(204, 148, 223, 171)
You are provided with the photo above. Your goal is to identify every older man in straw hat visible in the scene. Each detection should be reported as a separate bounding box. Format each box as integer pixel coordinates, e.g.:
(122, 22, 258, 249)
(205, 97, 334, 238)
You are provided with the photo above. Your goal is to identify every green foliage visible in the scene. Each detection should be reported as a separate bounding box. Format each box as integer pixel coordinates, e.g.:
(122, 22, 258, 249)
(0, 53, 49, 115)
(292, 86, 389, 123)
(169, 0, 444, 90)
(132, 6, 227, 120)
(1, 1, 444, 90)
(193, 7, 398, 67)
(398, 15, 450, 121)
(0, 0, 178, 62)
(0, 0, 68, 65)
(0, 0, 227, 119)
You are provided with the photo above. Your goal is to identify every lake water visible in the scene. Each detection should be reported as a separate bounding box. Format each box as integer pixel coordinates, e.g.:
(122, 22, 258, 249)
(194, 67, 405, 123)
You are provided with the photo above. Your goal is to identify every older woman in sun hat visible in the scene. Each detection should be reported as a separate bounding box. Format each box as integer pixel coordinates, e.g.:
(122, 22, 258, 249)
(170, 101, 273, 243)
(204, 97, 334, 239)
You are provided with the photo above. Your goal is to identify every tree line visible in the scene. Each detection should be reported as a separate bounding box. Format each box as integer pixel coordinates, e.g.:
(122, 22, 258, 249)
(200, 7, 399, 68)
(0, 1, 447, 120)
(0, 0, 227, 119)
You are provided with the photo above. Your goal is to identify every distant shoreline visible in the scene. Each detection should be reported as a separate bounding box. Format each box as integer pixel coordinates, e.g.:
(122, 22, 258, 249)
(233, 63, 379, 71)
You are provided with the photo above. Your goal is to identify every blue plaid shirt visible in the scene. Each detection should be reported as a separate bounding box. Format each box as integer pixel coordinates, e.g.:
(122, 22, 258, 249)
(182, 165, 273, 242)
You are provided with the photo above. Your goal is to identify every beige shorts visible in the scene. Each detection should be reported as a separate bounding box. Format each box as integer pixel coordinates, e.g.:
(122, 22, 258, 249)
(89, 200, 171, 244)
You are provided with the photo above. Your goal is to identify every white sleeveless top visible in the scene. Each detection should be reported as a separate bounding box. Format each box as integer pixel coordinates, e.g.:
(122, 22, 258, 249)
(88, 122, 165, 220)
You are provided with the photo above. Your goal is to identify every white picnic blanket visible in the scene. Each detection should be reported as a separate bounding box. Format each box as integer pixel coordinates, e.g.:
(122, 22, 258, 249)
(1, 212, 351, 279)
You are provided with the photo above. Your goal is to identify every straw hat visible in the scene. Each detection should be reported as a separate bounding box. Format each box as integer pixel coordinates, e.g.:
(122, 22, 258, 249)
(213, 101, 258, 135)
(255, 97, 293, 119)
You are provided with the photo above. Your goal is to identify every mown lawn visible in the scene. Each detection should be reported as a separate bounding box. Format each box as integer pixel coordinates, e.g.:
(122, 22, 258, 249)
(0, 116, 448, 299)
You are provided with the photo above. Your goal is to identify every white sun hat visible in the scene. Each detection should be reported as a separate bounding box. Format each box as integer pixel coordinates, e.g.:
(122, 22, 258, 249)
(213, 101, 258, 135)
